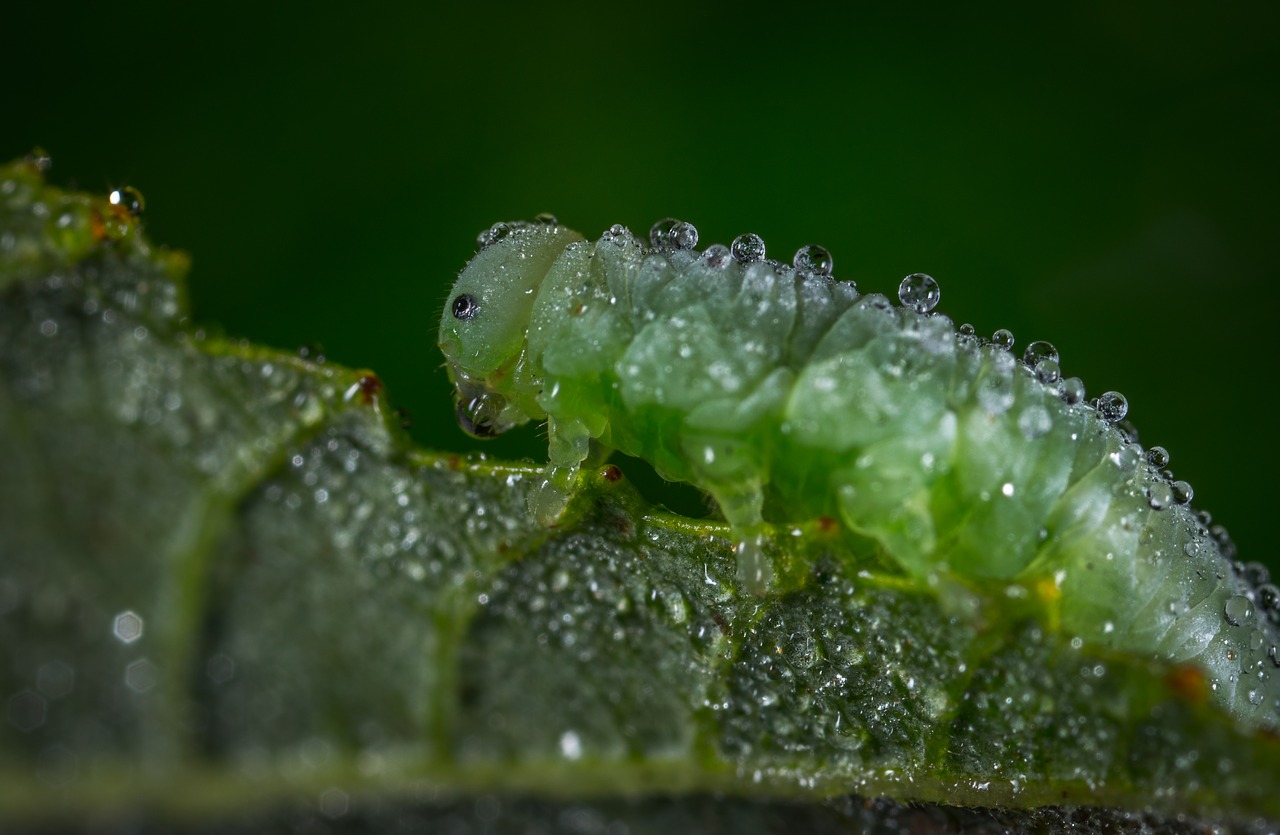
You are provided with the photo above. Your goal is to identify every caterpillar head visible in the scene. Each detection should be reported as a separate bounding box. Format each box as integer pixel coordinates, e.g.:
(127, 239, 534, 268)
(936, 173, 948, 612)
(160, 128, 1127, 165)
(439, 220, 584, 438)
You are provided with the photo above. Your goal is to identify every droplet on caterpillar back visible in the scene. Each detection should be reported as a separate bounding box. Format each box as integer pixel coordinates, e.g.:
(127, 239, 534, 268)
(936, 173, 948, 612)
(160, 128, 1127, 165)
(897, 273, 940, 314)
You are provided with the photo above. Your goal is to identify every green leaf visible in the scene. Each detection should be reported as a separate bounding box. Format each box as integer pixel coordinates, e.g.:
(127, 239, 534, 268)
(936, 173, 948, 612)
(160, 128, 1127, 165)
(2, 157, 1278, 833)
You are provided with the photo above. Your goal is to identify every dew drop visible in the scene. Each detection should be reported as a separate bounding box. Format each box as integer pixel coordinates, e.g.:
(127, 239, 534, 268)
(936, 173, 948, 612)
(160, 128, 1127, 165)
(1095, 391, 1128, 423)
(1145, 446, 1170, 468)
(476, 221, 514, 249)
(793, 244, 834, 277)
(1171, 480, 1194, 505)
(991, 329, 1014, 351)
(649, 218, 679, 250)
(731, 233, 766, 263)
(1059, 376, 1085, 405)
(669, 220, 699, 250)
(1224, 595, 1254, 627)
(1035, 359, 1061, 385)
(898, 273, 940, 313)
(783, 633, 820, 669)
(700, 244, 731, 268)
(108, 186, 145, 216)
(1023, 341, 1059, 367)
(602, 223, 635, 248)
(1147, 482, 1173, 511)
(1258, 583, 1280, 611)
(533, 212, 559, 225)
(958, 323, 976, 337)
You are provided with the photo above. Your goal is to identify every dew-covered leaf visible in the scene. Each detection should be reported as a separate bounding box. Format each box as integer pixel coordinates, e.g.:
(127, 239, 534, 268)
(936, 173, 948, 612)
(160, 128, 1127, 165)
(1, 158, 1278, 833)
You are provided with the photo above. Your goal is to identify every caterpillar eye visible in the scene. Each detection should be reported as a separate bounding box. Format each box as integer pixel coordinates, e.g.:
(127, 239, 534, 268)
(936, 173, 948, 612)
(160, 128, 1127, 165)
(452, 293, 479, 321)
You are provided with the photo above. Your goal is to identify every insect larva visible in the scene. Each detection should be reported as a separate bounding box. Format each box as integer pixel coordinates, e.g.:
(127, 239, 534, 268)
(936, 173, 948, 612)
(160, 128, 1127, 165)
(439, 217, 1280, 730)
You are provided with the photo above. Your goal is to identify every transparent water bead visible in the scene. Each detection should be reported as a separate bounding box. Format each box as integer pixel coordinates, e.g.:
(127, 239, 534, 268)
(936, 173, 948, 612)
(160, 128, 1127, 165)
(109, 185, 145, 216)
(898, 273, 940, 314)
(793, 244, 834, 277)
(1148, 482, 1173, 511)
(1258, 583, 1280, 612)
(991, 329, 1014, 351)
(602, 223, 632, 247)
(1145, 446, 1170, 468)
(1095, 391, 1128, 423)
(1225, 595, 1255, 627)
(1035, 359, 1060, 385)
(731, 233, 766, 263)
(650, 218, 698, 251)
(700, 244, 731, 268)
(1171, 480, 1194, 504)
(1023, 340, 1058, 367)
(476, 221, 513, 249)
(669, 220, 699, 250)
(1059, 376, 1085, 404)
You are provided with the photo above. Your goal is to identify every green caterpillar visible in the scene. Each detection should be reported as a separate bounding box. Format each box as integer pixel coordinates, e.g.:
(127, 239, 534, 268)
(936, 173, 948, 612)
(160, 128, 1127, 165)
(439, 217, 1279, 729)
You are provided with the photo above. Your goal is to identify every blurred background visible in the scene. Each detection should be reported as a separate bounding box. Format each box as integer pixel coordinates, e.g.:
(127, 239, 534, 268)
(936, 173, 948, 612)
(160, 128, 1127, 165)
(6, 4, 1277, 573)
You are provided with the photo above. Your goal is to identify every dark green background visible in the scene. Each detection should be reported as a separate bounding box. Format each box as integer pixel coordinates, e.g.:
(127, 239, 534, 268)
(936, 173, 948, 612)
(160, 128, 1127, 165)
(7, 5, 1277, 573)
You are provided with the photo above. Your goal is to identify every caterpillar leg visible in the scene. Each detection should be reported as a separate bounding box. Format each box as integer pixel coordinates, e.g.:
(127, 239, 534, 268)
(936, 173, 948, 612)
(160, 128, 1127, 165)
(530, 415, 600, 527)
(705, 479, 772, 595)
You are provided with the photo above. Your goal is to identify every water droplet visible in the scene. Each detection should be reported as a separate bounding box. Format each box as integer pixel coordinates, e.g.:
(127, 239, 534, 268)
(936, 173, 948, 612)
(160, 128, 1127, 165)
(1171, 480, 1193, 505)
(476, 221, 514, 249)
(958, 323, 976, 337)
(1059, 377, 1085, 404)
(1147, 482, 1173, 511)
(1258, 583, 1280, 611)
(1023, 340, 1059, 366)
(108, 186, 145, 216)
(793, 244, 834, 277)
(602, 223, 635, 248)
(1035, 359, 1061, 385)
(1145, 446, 1170, 468)
(700, 244, 731, 268)
(1095, 391, 1128, 423)
(649, 218, 679, 250)
(898, 273, 940, 313)
(669, 220, 699, 250)
(731, 233, 766, 263)
(533, 212, 559, 225)
(783, 633, 820, 669)
(455, 394, 506, 439)
(991, 329, 1014, 351)
(1225, 595, 1254, 627)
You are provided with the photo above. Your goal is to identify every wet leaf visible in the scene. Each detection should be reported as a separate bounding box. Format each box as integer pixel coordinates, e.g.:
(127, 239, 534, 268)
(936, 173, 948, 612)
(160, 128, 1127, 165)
(1, 158, 1277, 833)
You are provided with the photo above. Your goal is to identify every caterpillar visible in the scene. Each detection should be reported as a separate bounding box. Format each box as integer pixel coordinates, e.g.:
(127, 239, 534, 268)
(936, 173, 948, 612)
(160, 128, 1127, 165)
(439, 217, 1280, 730)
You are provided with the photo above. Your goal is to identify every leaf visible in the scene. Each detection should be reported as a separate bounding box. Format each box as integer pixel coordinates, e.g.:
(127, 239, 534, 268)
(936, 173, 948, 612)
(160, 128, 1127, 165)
(1, 157, 1277, 833)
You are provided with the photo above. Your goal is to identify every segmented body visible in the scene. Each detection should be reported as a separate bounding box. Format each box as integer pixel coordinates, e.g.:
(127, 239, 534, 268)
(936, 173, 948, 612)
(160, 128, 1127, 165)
(439, 218, 1280, 730)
